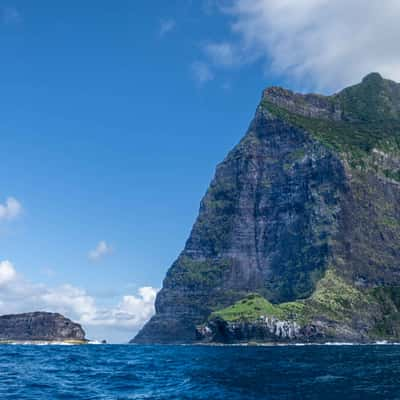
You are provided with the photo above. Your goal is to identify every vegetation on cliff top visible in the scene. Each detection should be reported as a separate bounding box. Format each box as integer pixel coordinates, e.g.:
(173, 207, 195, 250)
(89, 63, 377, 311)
(338, 73, 400, 122)
(263, 100, 400, 170)
(262, 73, 400, 175)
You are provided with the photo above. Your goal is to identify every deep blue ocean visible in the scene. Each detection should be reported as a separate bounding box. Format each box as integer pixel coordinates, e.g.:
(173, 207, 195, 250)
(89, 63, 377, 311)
(0, 344, 399, 399)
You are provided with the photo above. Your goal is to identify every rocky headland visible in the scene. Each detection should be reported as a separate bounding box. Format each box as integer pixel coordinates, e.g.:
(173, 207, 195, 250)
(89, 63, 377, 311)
(133, 73, 400, 345)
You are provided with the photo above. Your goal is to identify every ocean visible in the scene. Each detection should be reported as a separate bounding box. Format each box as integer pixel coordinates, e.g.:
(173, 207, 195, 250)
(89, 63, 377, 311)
(0, 344, 399, 399)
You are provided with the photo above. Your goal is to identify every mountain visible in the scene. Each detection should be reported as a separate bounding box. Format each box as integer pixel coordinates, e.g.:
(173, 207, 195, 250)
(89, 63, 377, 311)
(0, 312, 87, 343)
(133, 73, 400, 344)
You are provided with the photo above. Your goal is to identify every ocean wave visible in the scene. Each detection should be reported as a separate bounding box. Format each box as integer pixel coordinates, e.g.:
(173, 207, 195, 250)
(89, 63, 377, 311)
(0, 345, 399, 399)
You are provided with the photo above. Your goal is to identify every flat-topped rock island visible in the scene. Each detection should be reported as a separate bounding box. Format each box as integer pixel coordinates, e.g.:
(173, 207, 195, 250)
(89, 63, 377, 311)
(0, 312, 88, 344)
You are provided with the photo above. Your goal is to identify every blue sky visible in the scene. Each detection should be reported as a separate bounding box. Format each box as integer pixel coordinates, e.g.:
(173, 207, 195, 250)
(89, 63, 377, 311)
(0, 0, 398, 342)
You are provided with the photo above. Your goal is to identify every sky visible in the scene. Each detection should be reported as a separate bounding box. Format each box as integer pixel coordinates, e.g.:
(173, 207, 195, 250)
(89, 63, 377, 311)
(1, 0, 400, 343)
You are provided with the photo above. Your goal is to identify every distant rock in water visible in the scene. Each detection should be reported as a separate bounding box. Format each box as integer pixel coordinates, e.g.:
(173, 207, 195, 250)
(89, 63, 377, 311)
(133, 73, 400, 344)
(0, 312, 87, 343)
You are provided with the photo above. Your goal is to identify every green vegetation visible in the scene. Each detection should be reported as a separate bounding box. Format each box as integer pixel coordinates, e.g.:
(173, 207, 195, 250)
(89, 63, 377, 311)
(210, 293, 306, 322)
(338, 73, 400, 122)
(194, 178, 238, 255)
(209, 267, 400, 340)
(262, 74, 400, 176)
(211, 270, 370, 325)
(175, 256, 232, 288)
(371, 286, 400, 309)
(368, 286, 400, 338)
(383, 169, 400, 182)
(307, 270, 369, 321)
(263, 99, 400, 171)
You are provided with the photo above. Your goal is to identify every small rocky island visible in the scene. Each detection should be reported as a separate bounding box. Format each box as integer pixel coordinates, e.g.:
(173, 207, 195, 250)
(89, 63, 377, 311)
(0, 312, 88, 344)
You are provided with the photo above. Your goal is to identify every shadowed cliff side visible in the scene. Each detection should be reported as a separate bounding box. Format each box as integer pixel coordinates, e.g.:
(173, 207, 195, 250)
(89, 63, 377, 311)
(133, 73, 400, 344)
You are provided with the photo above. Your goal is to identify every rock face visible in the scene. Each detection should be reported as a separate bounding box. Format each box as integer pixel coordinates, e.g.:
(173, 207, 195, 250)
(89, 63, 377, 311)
(0, 312, 87, 342)
(196, 317, 316, 344)
(133, 73, 400, 344)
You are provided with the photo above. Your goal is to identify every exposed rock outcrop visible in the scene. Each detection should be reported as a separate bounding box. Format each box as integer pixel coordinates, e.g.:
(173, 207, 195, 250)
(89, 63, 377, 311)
(133, 73, 400, 344)
(0, 312, 87, 343)
(196, 317, 306, 344)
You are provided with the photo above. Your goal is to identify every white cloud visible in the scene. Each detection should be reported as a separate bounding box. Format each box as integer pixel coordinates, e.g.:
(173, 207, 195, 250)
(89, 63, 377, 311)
(41, 284, 97, 320)
(0, 260, 158, 342)
(209, 0, 400, 91)
(159, 19, 176, 37)
(191, 61, 214, 85)
(0, 197, 22, 221)
(204, 42, 237, 67)
(88, 240, 112, 261)
(0, 261, 17, 286)
(82, 287, 157, 328)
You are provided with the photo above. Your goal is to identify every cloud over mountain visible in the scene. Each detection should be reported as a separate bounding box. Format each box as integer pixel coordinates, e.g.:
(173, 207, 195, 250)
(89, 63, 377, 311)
(208, 0, 400, 91)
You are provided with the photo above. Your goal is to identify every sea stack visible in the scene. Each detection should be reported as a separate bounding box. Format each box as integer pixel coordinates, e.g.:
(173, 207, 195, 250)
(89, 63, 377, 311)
(133, 73, 400, 344)
(0, 312, 87, 344)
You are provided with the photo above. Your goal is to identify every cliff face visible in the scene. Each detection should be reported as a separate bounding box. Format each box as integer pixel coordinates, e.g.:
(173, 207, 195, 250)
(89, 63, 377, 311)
(133, 73, 400, 344)
(0, 312, 86, 342)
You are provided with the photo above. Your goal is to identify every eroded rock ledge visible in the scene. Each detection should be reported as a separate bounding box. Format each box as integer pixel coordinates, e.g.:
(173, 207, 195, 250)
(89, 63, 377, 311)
(262, 86, 342, 121)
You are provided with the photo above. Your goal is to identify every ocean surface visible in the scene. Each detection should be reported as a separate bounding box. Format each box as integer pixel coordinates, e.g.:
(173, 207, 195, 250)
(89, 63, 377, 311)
(0, 344, 399, 399)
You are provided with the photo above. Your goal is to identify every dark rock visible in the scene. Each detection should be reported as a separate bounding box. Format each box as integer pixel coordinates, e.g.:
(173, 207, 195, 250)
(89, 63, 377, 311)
(133, 73, 400, 344)
(196, 317, 330, 344)
(263, 86, 342, 121)
(0, 312, 87, 342)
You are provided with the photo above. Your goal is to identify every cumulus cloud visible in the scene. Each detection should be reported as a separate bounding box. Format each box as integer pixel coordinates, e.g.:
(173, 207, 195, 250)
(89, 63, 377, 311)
(41, 284, 97, 320)
(0, 260, 157, 342)
(0, 197, 22, 221)
(159, 18, 176, 37)
(88, 240, 112, 261)
(0, 261, 17, 286)
(207, 0, 400, 91)
(191, 61, 214, 85)
(81, 287, 158, 328)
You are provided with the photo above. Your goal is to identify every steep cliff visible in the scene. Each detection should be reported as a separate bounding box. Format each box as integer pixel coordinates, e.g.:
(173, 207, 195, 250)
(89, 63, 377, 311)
(133, 73, 400, 344)
(0, 312, 87, 343)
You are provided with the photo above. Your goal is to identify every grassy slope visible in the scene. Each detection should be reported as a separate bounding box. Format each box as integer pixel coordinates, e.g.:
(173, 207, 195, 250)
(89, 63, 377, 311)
(211, 293, 306, 322)
(211, 270, 400, 339)
(211, 270, 363, 323)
